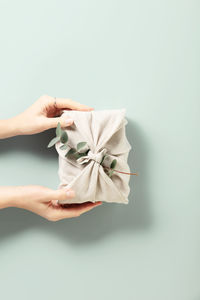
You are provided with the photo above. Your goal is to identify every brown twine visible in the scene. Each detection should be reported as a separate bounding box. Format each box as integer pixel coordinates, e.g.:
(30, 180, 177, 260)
(103, 166, 138, 176)
(89, 158, 138, 176)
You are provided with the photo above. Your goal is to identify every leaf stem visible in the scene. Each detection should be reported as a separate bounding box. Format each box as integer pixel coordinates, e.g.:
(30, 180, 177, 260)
(102, 165, 138, 176)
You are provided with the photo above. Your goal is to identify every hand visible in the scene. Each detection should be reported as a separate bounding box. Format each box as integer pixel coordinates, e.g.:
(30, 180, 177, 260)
(0, 185, 102, 221)
(12, 94, 94, 136)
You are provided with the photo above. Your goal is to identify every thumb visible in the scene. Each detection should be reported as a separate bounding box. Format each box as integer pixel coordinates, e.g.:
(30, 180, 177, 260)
(43, 188, 75, 203)
(44, 116, 74, 130)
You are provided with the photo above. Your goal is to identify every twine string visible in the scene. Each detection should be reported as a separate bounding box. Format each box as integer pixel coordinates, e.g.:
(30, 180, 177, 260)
(90, 158, 138, 176)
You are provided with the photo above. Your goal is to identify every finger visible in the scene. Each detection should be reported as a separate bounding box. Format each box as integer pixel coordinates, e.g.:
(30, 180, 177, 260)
(51, 199, 59, 207)
(61, 201, 102, 210)
(43, 115, 74, 130)
(75, 201, 102, 216)
(42, 188, 75, 202)
(51, 201, 102, 220)
(63, 201, 102, 216)
(53, 97, 94, 111)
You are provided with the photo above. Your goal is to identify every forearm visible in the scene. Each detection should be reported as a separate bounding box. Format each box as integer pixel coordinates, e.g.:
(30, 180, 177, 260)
(0, 186, 25, 209)
(0, 118, 20, 139)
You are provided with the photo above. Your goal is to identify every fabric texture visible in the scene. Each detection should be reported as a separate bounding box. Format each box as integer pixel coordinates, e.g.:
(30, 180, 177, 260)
(55, 109, 132, 204)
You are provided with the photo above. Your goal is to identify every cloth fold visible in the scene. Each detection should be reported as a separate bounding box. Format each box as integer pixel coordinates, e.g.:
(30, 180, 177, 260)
(77, 148, 108, 165)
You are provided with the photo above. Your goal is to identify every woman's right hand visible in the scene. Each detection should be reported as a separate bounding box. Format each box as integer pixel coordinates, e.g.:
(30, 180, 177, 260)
(0, 185, 102, 221)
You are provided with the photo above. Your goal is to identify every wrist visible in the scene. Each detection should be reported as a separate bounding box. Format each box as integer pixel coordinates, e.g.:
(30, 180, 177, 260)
(9, 115, 24, 136)
(0, 186, 24, 209)
(0, 117, 21, 139)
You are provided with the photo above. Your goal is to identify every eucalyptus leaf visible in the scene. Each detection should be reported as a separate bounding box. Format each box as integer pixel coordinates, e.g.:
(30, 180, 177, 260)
(77, 142, 87, 151)
(110, 159, 117, 169)
(78, 152, 88, 158)
(60, 144, 68, 150)
(100, 154, 107, 165)
(47, 136, 60, 148)
(56, 122, 62, 137)
(60, 131, 68, 143)
(65, 148, 76, 157)
(84, 149, 90, 155)
(108, 169, 114, 177)
(73, 152, 83, 159)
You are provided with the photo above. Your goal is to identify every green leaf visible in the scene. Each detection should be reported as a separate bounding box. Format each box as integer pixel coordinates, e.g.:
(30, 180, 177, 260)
(60, 131, 68, 143)
(56, 122, 62, 137)
(65, 148, 76, 157)
(47, 136, 60, 148)
(83, 149, 90, 156)
(108, 169, 114, 177)
(110, 159, 117, 169)
(73, 152, 82, 159)
(60, 144, 68, 150)
(100, 154, 107, 165)
(77, 152, 88, 158)
(77, 142, 87, 151)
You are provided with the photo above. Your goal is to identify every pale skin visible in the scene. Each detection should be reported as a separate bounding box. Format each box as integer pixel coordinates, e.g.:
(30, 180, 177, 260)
(0, 95, 102, 221)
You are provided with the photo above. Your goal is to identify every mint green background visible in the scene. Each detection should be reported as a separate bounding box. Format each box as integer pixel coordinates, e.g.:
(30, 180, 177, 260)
(0, 1, 199, 299)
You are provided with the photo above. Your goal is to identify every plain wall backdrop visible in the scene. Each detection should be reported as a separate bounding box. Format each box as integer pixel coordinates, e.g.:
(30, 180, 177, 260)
(0, 1, 199, 299)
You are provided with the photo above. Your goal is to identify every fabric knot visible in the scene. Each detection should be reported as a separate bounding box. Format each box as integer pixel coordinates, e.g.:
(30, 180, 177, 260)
(77, 148, 108, 165)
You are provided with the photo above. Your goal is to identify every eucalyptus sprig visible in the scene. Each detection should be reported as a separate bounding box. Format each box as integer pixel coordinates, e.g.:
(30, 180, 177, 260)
(65, 141, 89, 160)
(108, 158, 117, 177)
(47, 123, 122, 178)
(47, 122, 68, 148)
(100, 155, 117, 177)
(47, 123, 90, 160)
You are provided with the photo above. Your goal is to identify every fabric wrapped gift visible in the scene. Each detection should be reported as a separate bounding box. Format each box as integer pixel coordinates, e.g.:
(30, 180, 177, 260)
(55, 109, 132, 204)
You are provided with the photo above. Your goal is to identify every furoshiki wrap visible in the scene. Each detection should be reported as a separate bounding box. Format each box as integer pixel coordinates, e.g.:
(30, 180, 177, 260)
(55, 109, 132, 204)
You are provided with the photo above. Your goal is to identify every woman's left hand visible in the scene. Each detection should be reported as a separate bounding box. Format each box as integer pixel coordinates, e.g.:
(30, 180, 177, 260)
(12, 94, 93, 135)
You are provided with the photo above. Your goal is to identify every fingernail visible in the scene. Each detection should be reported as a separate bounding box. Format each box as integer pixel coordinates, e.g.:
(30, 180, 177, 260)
(52, 199, 59, 206)
(66, 118, 73, 126)
(66, 190, 75, 197)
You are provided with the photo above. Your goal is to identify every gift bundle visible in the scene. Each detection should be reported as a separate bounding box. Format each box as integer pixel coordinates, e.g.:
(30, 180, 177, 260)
(48, 109, 136, 204)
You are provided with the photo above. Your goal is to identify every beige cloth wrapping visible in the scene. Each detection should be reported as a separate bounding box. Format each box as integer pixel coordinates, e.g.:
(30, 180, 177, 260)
(55, 109, 132, 204)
